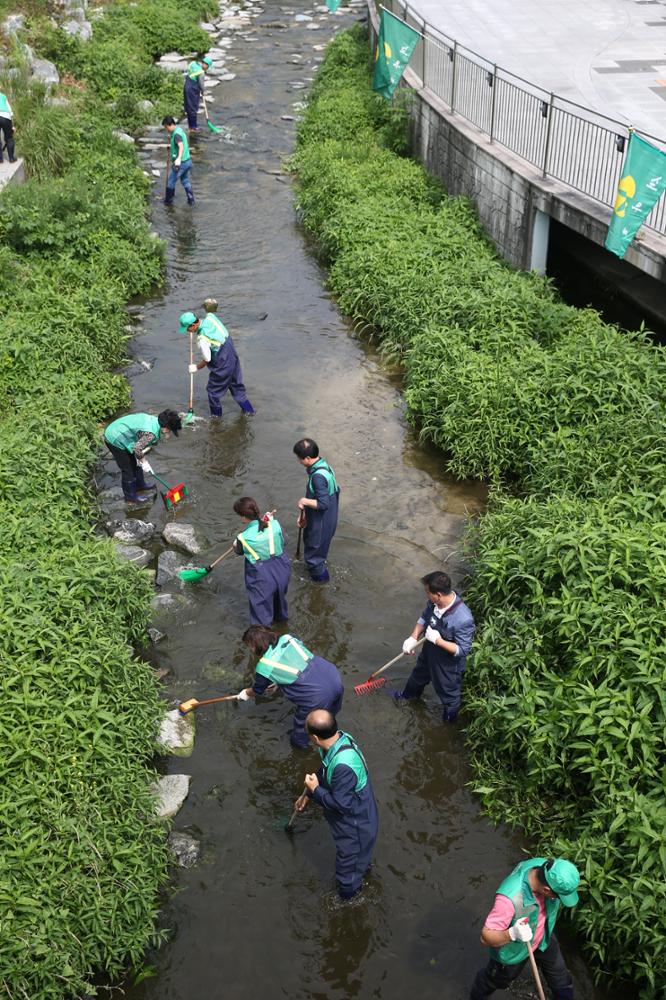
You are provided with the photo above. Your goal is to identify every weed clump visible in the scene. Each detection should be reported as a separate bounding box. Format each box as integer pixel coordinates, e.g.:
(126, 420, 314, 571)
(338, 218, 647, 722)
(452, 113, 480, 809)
(295, 25, 666, 995)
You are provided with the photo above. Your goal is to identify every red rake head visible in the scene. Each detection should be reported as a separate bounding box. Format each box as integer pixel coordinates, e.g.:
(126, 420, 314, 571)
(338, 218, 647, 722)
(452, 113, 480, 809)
(162, 483, 189, 510)
(354, 677, 387, 696)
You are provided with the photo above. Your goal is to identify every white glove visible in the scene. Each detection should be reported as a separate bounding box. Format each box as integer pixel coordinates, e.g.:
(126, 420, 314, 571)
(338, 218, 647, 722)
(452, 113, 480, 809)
(425, 626, 440, 646)
(139, 458, 153, 474)
(402, 636, 419, 655)
(188, 363, 198, 374)
(509, 919, 533, 943)
(236, 689, 250, 701)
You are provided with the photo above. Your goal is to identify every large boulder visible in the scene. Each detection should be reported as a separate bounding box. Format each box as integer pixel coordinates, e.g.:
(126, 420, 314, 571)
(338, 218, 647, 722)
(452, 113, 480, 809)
(167, 831, 201, 868)
(108, 519, 155, 544)
(156, 549, 191, 586)
(151, 774, 190, 819)
(2, 13, 25, 35)
(162, 522, 205, 555)
(112, 128, 134, 144)
(62, 18, 93, 40)
(113, 542, 152, 568)
(30, 58, 60, 89)
(157, 708, 196, 758)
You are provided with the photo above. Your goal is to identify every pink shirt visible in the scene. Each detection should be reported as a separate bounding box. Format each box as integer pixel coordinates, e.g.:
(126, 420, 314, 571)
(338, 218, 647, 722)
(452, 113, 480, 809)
(485, 893, 547, 949)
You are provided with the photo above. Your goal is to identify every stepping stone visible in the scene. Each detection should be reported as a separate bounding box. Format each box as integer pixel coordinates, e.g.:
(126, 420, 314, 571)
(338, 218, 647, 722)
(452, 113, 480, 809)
(157, 708, 196, 758)
(152, 774, 191, 819)
(168, 831, 201, 868)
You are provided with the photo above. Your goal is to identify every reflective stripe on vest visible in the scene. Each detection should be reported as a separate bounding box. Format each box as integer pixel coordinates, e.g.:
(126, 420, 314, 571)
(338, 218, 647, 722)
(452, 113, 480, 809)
(170, 126, 190, 162)
(104, 413, 161, 452)
(187, 60, 204, 80)
(198, 314, 229, 352)
(306, 458, 338, 497)
(490, 857, 560, 965)
(238, 519, 285, 563)
(322, 732, 368, 791)
(255, 635, 314, 686)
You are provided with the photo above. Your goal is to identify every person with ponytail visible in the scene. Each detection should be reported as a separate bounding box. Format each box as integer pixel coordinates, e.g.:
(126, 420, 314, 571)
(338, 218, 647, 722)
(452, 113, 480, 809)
(233, 497, 291, 625)
(237, 625, 344, 749)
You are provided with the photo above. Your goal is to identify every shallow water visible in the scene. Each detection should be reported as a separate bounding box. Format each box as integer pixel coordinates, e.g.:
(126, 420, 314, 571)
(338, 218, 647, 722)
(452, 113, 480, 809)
(115, 4, 621, 997)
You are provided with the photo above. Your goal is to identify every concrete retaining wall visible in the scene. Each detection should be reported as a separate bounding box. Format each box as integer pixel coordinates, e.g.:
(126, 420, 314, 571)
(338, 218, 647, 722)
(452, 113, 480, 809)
(368, 6, 666, 281)
(0, 158, 25, 193)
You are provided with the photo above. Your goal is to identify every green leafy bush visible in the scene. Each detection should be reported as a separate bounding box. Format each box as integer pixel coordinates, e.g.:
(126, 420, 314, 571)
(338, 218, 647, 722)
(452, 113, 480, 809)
(297, 26, 666, 996)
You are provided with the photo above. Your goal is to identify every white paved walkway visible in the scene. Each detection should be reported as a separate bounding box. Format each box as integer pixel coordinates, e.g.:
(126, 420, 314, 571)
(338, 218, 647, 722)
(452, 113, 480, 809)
(407, 0, 666, 137)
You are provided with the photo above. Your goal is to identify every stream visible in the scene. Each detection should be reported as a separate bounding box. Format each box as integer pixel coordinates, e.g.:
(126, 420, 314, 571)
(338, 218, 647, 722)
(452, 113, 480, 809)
(104, 3, 618, 997)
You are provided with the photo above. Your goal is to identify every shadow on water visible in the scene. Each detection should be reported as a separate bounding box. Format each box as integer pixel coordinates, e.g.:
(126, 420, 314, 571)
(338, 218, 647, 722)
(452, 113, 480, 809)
(118, 2, 626, 998)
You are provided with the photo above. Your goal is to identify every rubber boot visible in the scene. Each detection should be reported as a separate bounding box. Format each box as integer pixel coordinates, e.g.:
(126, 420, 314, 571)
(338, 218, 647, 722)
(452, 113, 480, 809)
(310, 568, 330, 583)
(135, 466, 157, 493)
(186, 190, 195, 206)
(123, 478, 153, 506)
(442, 707, 459, 723)
(164, 187, 175, 205)
(238, 399, 255, 414)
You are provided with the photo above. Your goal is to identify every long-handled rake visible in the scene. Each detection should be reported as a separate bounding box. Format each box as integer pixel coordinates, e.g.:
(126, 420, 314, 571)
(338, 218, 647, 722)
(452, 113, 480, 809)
(178, 692, 241, 715)
(178, 543, 235, 582)
(354, 638, 426, 695)
(149, 471, 189, 510)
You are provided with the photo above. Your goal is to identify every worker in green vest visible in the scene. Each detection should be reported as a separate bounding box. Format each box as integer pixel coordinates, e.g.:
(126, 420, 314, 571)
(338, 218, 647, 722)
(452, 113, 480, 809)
(183, 52, 212, 132)
(470, 857, 580, 1000)
(104, 409, 181, 505)
(162, 115, 194, 206)
(0, 91, 16, 163)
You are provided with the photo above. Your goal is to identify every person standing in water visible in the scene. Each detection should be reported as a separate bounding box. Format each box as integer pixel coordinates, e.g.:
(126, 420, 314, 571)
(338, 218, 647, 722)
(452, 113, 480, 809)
(183, 53, 212, 132)
(233, 498, 291, 625)
(293, 438, 340, 583)
(180, 308, 255, 418)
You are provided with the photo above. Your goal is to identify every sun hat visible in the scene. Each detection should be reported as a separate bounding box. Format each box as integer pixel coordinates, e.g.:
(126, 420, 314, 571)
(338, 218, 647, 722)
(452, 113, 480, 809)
(179, 311, 197, 334)
(544, 859, 580, 907)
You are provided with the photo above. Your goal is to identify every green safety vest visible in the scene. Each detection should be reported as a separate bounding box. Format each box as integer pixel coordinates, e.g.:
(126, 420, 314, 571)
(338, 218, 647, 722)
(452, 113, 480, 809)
(187, 59, 204, 81)
(490, 858, 560, 965)
(198, 313, 230, 352)
(0, 92, 11, 116)
(255, 635, 313, 686)
(170, 126, 190, 162)
(321, 731, 368, 791)
(306, 458, 338, 497)
(104, 413, 161, 453)
(238, 518, 285, 564)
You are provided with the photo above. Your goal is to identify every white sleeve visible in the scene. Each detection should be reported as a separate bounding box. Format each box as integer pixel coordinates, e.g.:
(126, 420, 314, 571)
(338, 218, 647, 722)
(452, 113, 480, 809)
(198, 336, 211, 363)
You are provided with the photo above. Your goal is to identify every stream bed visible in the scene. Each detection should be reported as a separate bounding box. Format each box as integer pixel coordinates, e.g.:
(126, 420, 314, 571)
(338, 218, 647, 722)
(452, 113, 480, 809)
(102, 3, 618, 997)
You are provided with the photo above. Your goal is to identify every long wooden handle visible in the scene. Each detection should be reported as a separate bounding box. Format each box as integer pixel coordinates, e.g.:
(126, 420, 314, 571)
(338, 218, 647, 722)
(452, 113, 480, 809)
(369, 637, 426, 681)
(194, 693, 239, 708)
(165, 145, 171, 198)
(188, 329, 194, 411)
(526, 942, 546, 1000)
(286, 786, 308, 830)
(209, 544, 235, 570)
(295, 525, 302, 559)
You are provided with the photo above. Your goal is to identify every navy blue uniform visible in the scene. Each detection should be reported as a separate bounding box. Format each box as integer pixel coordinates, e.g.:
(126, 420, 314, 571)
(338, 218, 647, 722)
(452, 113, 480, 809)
(304, 459, 340, 581)
(206, 335, 252, 417)
(401, 596, 475, 719)
(253, 653, 344, 748)
(309, 731, 379, 898)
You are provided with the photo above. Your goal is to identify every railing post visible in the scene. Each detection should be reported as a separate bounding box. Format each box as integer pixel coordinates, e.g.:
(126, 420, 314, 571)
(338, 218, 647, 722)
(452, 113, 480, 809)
(422, 20, 428, 88)
(489, 64, 498, 142)
(449, 40, 458, 113)
(542, 91, 555, 178)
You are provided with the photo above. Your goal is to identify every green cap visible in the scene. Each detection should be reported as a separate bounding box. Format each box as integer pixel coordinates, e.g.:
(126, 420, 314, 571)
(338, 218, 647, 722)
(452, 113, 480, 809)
(544, 859, 580, 907)
(179, 311, 197, 334)
(203, 55, 213, 67)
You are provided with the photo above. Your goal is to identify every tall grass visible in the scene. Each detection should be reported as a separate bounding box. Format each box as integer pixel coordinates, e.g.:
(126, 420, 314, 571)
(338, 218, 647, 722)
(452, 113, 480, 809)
(0, 0, 215, 996)
(293, 26, 666, 996)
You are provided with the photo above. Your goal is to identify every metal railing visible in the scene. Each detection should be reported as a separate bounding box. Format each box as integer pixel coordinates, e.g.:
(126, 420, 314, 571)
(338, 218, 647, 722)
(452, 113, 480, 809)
(373, 0, 666, 238)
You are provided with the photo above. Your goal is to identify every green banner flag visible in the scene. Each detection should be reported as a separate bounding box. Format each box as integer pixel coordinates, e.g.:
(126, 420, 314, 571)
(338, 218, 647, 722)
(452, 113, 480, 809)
(326, 0, 342, 10)
(605, 133, 666, 259)
(372, 8, 420, 100)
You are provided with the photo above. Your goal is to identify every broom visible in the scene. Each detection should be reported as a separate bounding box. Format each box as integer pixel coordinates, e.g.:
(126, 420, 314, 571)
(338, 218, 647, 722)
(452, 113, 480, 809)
(203, 97, 224, 134)
(354, 638, 425, 695)
(178, 692, 241, 715)
(178, 543, 235, 582)
(149, 470, 189, 511)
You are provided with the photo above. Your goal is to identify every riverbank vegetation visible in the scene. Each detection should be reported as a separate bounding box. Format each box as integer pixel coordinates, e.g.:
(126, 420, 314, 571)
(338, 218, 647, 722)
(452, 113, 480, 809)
(0, 1, 212, 996)
(293, 26, 666, 996)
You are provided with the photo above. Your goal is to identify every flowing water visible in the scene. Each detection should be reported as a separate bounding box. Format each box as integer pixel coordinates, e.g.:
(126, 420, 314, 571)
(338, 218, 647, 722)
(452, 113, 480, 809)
(113, 4, 620, 997)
